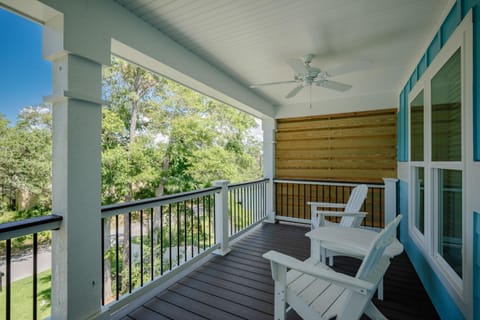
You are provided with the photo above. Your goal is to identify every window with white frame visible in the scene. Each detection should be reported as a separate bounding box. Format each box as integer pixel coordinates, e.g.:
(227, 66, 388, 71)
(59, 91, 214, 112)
(430, 48, 463, 278)
(408, 16, 470, 295)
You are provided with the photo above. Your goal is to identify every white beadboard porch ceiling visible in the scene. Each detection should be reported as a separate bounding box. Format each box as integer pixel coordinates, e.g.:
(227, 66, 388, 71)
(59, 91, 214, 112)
(114, 0, 449, 110)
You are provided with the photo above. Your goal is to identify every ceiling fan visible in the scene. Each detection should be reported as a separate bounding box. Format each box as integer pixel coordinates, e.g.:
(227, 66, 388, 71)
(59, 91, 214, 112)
(250, 54, 367, 99)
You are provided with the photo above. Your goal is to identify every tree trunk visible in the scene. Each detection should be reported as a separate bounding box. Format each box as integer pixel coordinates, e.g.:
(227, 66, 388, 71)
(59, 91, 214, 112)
(153, 153, 170, 260)
(122, 67, 142, 292)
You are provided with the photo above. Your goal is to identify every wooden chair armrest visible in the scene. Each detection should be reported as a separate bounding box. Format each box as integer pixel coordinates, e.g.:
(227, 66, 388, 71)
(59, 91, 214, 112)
(308, 201, 346, 209)
(263, 250, 374, 295)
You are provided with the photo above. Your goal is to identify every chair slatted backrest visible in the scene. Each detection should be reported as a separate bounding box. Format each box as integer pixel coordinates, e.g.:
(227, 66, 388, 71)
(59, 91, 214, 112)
(355, 215, 402, 282)
(340, 184, 368, 227)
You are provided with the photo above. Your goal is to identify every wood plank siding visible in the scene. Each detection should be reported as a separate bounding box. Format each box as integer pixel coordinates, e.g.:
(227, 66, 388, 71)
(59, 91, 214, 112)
(275, 109, 398, 183)
(121, 223, 439, 320)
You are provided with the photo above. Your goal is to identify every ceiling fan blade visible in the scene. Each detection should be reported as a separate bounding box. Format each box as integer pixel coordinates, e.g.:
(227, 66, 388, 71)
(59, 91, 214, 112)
(317, 80, 352, 92)
(250, 80, 298, 88)
(286, 58, 309, 75)
(325, 60, 372, 77)
(285, 85, 304, 98)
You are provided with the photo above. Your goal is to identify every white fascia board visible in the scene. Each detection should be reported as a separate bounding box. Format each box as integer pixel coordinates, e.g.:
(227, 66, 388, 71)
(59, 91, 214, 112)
(0, 0, 60, 24)
(39, 0, 275, 118)
(112, 40, 274, 119)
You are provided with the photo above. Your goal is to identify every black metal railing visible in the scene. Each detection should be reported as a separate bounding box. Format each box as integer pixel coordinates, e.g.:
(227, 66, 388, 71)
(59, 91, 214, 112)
(228, 178, 269, 237)
(0, 215, 62, 320)
(0, 179, 272, 317)
(100, 187, 219, 305)
(274, 179, 385, 228)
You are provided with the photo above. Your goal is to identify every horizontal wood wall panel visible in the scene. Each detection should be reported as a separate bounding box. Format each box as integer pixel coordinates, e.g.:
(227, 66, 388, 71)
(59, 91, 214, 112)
(275, 109, 397, 183)
(277, 112, 396, 131)
(276, 136, 395, 150)
(276, 125, 396, 140)
(276, 159, 395, 169)
(276, 148, 396, 160)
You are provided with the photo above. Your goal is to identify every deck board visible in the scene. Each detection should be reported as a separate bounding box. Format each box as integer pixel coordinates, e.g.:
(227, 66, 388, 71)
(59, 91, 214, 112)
(144, 298, 206, 320)
(123, 222, 439, 320)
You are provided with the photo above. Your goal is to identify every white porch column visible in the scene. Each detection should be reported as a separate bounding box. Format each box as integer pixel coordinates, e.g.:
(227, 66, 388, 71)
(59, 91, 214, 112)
(262, 118, 276, 223)
(213, 180, 231, 256)
(383, 178, 398, 225)
(44, 15, 108, 320)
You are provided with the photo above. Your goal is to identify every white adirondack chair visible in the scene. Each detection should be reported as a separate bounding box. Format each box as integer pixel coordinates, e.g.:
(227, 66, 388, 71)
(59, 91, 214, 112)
(308, 184, 368, 229)
(308, 184, 368, 267)
(263, 215, 402, 320)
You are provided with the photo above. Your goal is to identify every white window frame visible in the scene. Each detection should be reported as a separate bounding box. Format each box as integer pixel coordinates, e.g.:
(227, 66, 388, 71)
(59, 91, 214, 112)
(407, 11, 474, 316)
(408, 84, 428, 246)
(409, 166, 427, 242)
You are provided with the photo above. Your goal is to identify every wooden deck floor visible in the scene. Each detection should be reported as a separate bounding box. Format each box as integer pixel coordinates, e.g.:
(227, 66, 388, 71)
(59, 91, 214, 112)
(122, 222, 439, 320)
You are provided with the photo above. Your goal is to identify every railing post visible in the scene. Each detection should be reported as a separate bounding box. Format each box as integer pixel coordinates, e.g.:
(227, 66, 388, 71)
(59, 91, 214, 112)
(262, 118, 276, 223)
(264, 179, 276, 223)
(213, 180, 231, 256)
(383, 178, 398, 225)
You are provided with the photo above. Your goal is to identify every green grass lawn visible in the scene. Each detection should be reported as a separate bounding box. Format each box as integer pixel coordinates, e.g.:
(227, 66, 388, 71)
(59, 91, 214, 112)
(0, 269, 51, 319)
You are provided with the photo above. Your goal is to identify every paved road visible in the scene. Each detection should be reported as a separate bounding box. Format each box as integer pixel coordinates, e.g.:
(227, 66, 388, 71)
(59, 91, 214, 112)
(0, 249, 51, 290)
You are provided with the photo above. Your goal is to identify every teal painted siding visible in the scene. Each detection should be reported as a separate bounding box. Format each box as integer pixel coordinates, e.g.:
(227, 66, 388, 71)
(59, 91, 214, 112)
(398, 181, 464, 319)
(410, 69, 417, 89)
(397, 0, 480, 317)
(397, 89, 408, 161)
(463, 0, 480, 16)
(397, 0, 480, 161)
(441, 1, 462, 44)
(475, 212, 480, 320)
(427, 32, 442, 65)
(418, 54, 427, 77)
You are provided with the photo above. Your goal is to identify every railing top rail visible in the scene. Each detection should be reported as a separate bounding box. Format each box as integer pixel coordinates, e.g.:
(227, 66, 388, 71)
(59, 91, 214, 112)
(101, 186, 221, 218)
(228, 178, 270, 189)
(0, 214, 63, 241)
(273, 178, 385, 189)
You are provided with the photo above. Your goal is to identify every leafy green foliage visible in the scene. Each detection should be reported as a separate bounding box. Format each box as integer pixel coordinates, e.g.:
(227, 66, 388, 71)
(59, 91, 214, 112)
(0, 106, 52, 210)
(0, 57, 262, 212)
(0, 55, 263, 307)
(102, 56, 262, 200)
(99, 56, 262, 301)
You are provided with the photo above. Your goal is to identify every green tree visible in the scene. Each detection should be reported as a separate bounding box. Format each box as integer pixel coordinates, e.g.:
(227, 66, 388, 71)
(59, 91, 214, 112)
(101, 56, 262, 297)
(103, 57, 167, 294)
(103, 56, 262, 200)
(0, 105, 52, 212)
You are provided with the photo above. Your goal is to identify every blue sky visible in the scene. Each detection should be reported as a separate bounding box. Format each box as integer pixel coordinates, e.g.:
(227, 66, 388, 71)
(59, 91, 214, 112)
(0, 8, 52, 124)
